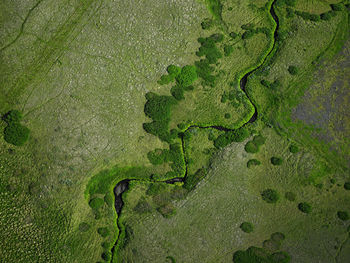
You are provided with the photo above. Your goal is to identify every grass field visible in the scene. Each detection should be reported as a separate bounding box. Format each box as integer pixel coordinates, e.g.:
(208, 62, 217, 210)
(0, 0, 349, 262)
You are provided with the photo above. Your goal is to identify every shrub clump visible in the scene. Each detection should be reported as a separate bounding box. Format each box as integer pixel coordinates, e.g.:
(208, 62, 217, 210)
(97, 227, 110, 237)
(330, 3, 343, 11)
(224, 44, 234, 56)
(240, 222, 254, 233)
(184, 168, 207, 191)
(201, 18, 213, 30)
(101, 251, 112, 261)
(344, 182, 350, 190)
(271, 157, 283, 166)
(245, 141, 259, 153)
(337, 211, 349, 221)
(196, 34, 223, 64)
(285, 192, 296, 201)
(289, 144, 299, 153)
(175, 65, 198, 87)
(89, 197, 104, 210)
(261, 189, 279, 203)
(247, 159, 261, 168)
(298, 202, 312, 214)
(233, 246, 291, 263)
(214, 127, 249, 149)
(288, 65, 299, 75)
(2, 110, 30, 146)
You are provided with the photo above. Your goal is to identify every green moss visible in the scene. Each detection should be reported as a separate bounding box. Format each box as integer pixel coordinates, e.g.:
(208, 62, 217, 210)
(261, 189, 279, 203)
(89, 197, 104, 210)
(97, 227, 110, 238)
(247, 159, 261, 168)
(240, 222, 254, 233)
(337, 211, 349, 221)
(298, 202, 312, 214)
(271, 157, 283, 166)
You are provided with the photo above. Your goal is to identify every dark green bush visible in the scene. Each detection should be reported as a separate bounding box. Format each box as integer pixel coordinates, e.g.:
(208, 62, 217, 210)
(196, 36, 223, 64)
(175, 65, 198, 87)
(214, 127, 249, 149)
(101, 251, 111, 261)
(320, 11, 334, 21)
(89, 197, 104, 210)
(206, 0, 223, 20)
(224, 44, 234, 56)
(166, 256, 176, 263)
(288, 65, 299, 75)
(242, 30, 255, 39)
(133, 199, 153, 214)
(224, 113, 231, 119)
(284, 0, 296, 7)
(247, 159, 261, 168)
(295, 11, 321, 22)
(158, 74, 175, 85)
(101, 241, 109, 249)
(143, 121, 171, 142)
(169, 143, 186, 175)
(147, 183, 166, 195)
(298, 202, 312, 213)
(344, 182, 350, 190)
(167, 65, 181, 76)
(261, 79, 270, 87)
(245, 141, 259, 153)
(337, 211, 349, 221)
(195, 59, 216, 87)
(78, 222, 90, 232)
(261, 189, 279, 203)
(4, 123, 30, 146)
(285, 192, 296, 201)
(271, 232, 285, 243)
(241, 23, 254, 30)
(286, 7, 294, 18)
(171, 85, 185, 101)
(330, 3, 343, 11)
(144, 94, 176, 121)
(289, 144, 299, 153)
(97, 227, 110, 237)
(240, 222, 254, 233)
(271, 157, 283, 165)
(2, 110, 22, 123)
(270, 251, 290, 263)
(147, 148, 169, 165)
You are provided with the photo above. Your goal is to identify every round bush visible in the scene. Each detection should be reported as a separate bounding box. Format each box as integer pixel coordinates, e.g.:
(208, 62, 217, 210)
(298, 202, 312, 214)
(247, 159, 261, 168)
(240, 222, 254, 233)
(271, 157, 283, 166)
(2, 110, 22, 123)
(337, 211, 349, 221)
(285, 192, 296, 201)
(97, 227, 110, 237)
(89, 197, 104, 210)
(289, 144, 299, 153)
(167, 65, 181, 76)
(288, 65, 299, 75)
(175, 65, 197, 87)
(245, 141, 259, 153)
(344, 182, 350, 190)
(261, 189, 279, 203)
(4, 123, 30, 146)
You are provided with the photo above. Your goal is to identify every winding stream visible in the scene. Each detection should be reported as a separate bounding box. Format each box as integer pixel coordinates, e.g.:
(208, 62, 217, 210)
(110, 1, 279, 261)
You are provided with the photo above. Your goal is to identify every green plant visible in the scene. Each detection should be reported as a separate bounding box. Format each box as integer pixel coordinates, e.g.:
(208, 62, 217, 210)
(89, 197, 104, 210)
(247, 159, 261, 168)
(2, 110, 22, 123)
(133, 199, 153, 214)
(4, 123, 30, 146)
(175, 65, 197, 87)
(104, 193, 113, 206)
(288, 65, 298, 75)
(240, 222, 254, 233)
(97, 227, 110, 237)
(201, 18, 213, 30)
(298, 202, 312, 214)
(196, 35, 223, 64)
(245, 141, 259, 153)
(184, 168, 207, 191)
(224, 113, 231, 119)
(229, 32, 238, 39)
(337, 211, 349, 221)
(224, 45, 234, 56)
(261, 189, 279, 203)
(271, 157, 283, 165)
(289, 144, 299, 153)
(330, 3, 343, 11)
(167, 65, 181, 76)
(344, 182, 350, 190)
(101, 251, 112, 261)
(214, 127, 249, 148)
(195, 59, 216, 87)
(171, 85, 185, 101)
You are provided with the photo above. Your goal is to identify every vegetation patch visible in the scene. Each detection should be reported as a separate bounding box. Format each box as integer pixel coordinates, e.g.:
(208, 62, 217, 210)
(261, 189, 280, 203)
(285, 192, 296, 201)
(2, 110, 30, 146)
(271, 157, 283, 166)
(298, 202, 312, 214)
(337, 211, 349, 221)
(240, 222, 254, 233)
(247, 159, 261, 168)
(214, 127, 249, 149)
